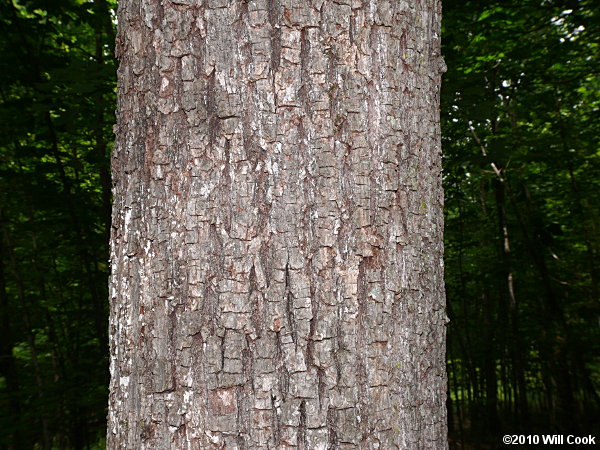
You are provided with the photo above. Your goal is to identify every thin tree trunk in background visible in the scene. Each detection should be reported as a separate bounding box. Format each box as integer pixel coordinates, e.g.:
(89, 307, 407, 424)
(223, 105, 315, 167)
(553, 95, 599, 303)
(504, 180, 576, 431)
(46, 115, 109, 354)
(108, 1, 447, 447)
(481, 286, 498, 435)
(1, 224, 51, 449)
(493, 178, 528, 429)
(552, 95, 600, 419)
(0, 214, 23, 450)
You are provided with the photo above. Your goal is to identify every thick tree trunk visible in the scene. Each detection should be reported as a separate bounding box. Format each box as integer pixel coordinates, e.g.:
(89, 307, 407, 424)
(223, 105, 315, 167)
(108, 0, 447, 448)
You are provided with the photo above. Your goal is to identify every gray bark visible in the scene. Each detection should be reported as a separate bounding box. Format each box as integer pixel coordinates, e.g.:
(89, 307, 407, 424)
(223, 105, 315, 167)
(108, 0, 448, 448)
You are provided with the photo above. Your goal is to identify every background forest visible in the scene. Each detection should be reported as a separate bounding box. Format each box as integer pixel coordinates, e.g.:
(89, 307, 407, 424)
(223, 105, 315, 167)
(0, 0, 598, 448)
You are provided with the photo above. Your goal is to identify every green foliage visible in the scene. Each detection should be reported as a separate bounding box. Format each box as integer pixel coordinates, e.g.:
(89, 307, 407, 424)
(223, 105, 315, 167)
(443, 0, 600, 444)
(0, 0, 115, 447)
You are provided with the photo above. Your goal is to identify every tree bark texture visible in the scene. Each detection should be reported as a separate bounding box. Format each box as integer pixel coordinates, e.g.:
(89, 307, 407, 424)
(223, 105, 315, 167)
(108, 0, 447, 448)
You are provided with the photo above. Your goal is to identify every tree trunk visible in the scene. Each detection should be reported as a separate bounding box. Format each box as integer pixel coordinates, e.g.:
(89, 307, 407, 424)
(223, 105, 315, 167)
(0, 214, 24, 450)
(108, 1, 447, 448)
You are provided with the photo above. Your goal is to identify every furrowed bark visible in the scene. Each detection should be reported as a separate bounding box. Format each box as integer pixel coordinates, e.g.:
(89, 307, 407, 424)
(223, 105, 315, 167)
(108, 0, 447, 448)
